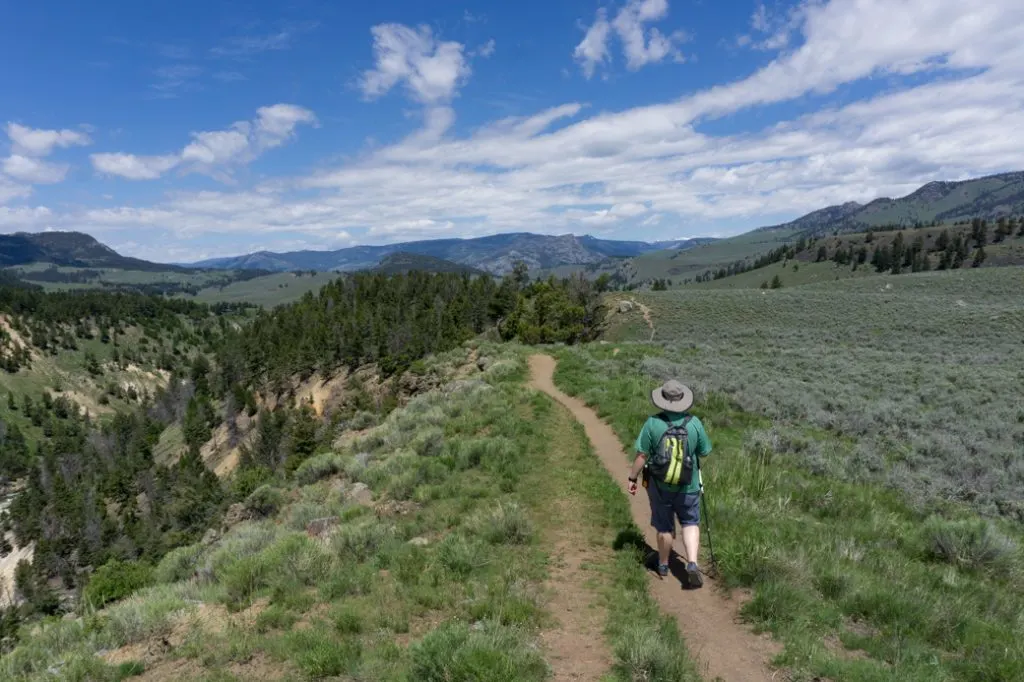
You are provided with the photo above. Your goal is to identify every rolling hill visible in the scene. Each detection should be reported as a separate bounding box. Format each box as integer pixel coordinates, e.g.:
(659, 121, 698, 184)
(615, 170, 1024, 288)
(189, 233, 715, 275)
(757, 170, 1024, 236)
(0, 232, 185, 272)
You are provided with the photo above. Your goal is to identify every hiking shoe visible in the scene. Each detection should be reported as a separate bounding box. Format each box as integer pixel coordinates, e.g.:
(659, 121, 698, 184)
(657, 563, 670, 578)
(685, 562, 703, 588)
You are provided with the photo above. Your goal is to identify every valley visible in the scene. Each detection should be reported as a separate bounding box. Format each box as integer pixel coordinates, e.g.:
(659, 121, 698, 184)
(0, 172, 1021, 682)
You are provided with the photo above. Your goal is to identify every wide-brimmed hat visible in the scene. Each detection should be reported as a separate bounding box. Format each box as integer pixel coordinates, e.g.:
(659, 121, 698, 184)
(651, 379, 693, 413)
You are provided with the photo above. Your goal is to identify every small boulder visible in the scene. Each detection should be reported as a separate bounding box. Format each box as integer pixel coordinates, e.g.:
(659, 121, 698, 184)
(618, 300, 634, 313)
(408, 536, 431, 547)
(476, 356, 492, 371)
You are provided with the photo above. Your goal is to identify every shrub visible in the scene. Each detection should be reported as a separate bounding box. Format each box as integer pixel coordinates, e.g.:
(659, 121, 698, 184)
(437, 533, 488, 577)
(255, 604, 299, 633)
(921, 518, 1018, 576)
(472, 501, 534, 545)
(331, 520, 396, 562)
(331, 604, 364, 634)
(276, 627, 362, 678)
(410, 620, 549, 682)
(82, 560, 154, 610)
(244, 484, 286, 518)
(153, 544, 204, 584)
(294, 452, 345, 485)
(98, 585, 192, 648)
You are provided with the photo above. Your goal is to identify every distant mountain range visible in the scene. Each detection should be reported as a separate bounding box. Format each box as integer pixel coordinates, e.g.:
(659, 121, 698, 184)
(759, 171, 1024, 237)
(0, 232, 186, 272)
(188, 233, 716, 275)
(371, 252, 488, 276)
(2, 171, 1022, 279)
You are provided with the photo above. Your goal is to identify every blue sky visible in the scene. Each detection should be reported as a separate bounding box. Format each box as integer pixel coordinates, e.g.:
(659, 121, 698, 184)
(2, 0, 1024, 262)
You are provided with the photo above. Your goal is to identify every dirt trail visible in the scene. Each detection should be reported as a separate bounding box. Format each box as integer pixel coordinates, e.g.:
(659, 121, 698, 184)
(528, 354, 780, 682)
(636, 301, 655, 342)
(539, 502, 615, 681)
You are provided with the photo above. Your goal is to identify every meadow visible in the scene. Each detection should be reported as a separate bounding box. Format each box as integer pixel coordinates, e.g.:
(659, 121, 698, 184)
(608, 266, 1024, 520)
(555, 265, 1024, 681)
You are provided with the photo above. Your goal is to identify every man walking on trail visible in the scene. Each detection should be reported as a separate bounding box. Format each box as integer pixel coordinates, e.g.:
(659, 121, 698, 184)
(627, 379, 712, 588)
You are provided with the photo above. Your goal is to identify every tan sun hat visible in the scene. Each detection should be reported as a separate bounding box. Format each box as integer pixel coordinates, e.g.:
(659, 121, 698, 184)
(651, 379, 694, 413)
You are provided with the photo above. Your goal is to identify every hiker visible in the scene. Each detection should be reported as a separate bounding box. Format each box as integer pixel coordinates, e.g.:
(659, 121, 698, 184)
(627, 379, 712, 588)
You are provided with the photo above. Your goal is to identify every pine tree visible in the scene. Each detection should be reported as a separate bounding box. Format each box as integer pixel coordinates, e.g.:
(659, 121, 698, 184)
(816, 245, 828, 262)
(972, 247, 987, 268)
(891, 233, 905, 274)
(936, 229, 950, 252)
(770, 275, 782, 289)
(953, 234, 968, 268)
(7, 392, 15, 411)
(970, 218, 988, 248)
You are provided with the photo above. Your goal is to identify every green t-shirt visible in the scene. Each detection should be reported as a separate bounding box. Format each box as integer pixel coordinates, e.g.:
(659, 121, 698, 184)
(633, 412, 712, 493)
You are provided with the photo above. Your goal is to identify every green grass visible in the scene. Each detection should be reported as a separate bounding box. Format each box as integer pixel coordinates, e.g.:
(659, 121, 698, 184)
(186, 272, 340, 307)
(626, 227, 801, 283)
(552, 343, 1024, 682)
(1, 343, 605, 681)
(606, 266, 1024, 519)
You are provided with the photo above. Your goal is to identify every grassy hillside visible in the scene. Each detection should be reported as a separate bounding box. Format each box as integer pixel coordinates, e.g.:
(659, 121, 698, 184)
(673, 219, 1024, 291)
(4, 265, 340, 308)
(187, 272, 341, 307)
(0, 345, 699, 681)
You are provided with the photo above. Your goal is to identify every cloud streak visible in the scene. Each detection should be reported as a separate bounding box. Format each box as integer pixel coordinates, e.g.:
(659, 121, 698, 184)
(89, 104, 317, 180)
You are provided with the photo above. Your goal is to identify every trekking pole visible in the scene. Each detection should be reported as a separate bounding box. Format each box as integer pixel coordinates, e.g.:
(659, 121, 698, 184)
(698, 467, 719, 577)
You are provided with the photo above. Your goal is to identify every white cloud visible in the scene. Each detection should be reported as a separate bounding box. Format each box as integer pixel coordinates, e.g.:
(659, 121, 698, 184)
(91, 153, 181, 180)
(6, 123, 91, 157)
(474, 39, 496, 58)
(574, 9, 612, 79)
(90, 104, 316, 180)
(612, 0, 684, 70)
(0, 176, 31, 204)
(8, 0, 1024, 261)
(2, 155, 69, 184)
(575, 0, 686, 78)
(361, 24, 471, 104)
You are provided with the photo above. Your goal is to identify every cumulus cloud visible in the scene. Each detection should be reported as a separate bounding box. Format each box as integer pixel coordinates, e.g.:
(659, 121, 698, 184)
(361, 23, 471, 105)
(7, 0, 1024, 259)
(575, 0, 686, 78)
(2, 155, 70, 184)
(90, 104, 316, 180)
(6, 123, 91, 157)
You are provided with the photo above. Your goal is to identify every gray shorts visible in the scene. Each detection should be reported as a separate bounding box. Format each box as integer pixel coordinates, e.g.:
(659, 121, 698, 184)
(647, 481, 700, 534)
